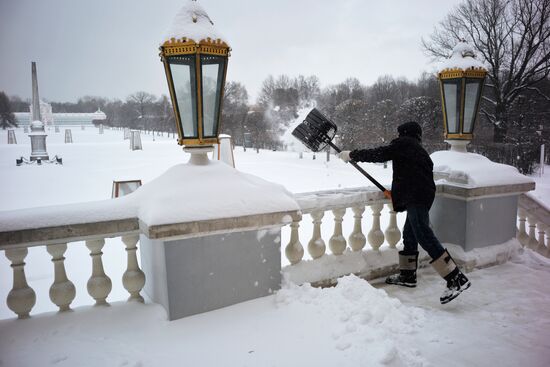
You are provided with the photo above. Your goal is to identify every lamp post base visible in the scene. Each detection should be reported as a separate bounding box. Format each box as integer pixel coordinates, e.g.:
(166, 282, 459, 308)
(184, 146, 214, 165)
(445, 140, 470, 153)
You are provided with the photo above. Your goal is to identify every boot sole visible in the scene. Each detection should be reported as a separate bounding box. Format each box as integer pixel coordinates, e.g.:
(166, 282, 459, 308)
(440, 281, 471, 304)
(385, 280, 417, 288)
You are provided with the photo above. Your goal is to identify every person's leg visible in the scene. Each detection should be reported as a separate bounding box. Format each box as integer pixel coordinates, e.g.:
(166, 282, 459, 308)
(386, 214, 419, 287)
(402, 216, 419, 255)
(407, 205, 470, 304)
(405, 206, 445, 260)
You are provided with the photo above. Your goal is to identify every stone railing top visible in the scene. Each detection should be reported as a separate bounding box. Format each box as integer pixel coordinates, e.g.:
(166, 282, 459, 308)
(294, 187, 389, 213)
(0, 177, 535, 249)
(519, 193, 550, 226)
(436, 181, 535, 200)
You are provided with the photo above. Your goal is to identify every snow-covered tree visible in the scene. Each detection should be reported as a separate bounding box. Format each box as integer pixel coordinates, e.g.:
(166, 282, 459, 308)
(221, 81, 249, 145)
(422, 0, 550, 142)
(397, 96, 443, 144)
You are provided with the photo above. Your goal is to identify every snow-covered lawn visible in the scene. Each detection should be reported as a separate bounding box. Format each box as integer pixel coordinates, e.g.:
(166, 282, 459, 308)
(1, 127, 549, 366)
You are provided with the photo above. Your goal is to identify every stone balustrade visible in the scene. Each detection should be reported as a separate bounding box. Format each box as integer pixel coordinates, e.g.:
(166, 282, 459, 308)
(517, 193, 550, 257)
(1, 230, 145, 319)
(1, 184, 545, 320)
(285, 188, 400, 266)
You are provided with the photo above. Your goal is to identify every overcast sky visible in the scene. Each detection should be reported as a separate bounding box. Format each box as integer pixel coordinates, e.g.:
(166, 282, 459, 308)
(0, 0, 460, 103)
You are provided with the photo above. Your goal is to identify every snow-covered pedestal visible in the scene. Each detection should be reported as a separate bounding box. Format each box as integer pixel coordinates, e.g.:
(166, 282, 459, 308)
(136, 159, 300, 320)
(430, 151, 535, 251)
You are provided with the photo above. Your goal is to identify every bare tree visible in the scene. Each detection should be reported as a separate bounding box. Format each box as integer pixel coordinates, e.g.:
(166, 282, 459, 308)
(127, 91, 156, 130)
(422, 0, 550, 142)
(0, 92, 17, 129)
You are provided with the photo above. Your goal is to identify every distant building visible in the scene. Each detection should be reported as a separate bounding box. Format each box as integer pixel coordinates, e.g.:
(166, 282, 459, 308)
(14, 101, 107, 126)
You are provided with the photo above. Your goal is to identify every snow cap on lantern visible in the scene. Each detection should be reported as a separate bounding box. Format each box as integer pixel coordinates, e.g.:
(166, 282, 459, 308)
(438, 40, 486, 73)
(161, 0, 229, 47)
(159, 0, 231, 152)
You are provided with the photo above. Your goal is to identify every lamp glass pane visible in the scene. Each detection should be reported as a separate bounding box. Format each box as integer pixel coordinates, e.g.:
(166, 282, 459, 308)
(168, 55, 198, 138)
(463, 78, 483, 134)
(201, 55, 226, 138)
(442, 79, 461, 134)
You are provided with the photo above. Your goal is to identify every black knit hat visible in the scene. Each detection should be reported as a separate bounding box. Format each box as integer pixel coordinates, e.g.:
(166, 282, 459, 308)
(397, 121, 422, 141)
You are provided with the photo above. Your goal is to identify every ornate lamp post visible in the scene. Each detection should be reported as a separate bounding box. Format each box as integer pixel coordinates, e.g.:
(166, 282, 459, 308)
(159, 0, 230, 164)
(438, 41, 487, 152)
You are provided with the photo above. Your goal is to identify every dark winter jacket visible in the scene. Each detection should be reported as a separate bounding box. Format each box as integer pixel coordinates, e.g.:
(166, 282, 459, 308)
(349, 122, 435, 212)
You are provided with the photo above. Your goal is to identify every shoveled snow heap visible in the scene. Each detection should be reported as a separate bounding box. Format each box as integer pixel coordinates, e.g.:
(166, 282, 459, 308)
(438, 41, 486, 72)
(161, 0, 227, 45)
(276, 274, 427, 365)
(431, 150, 534, 187)
(0, 160, 299, 231)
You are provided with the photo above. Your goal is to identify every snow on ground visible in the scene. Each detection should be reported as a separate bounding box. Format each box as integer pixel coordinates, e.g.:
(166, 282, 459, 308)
(1, 127, 549, 366)
(1, 249, 549, 367)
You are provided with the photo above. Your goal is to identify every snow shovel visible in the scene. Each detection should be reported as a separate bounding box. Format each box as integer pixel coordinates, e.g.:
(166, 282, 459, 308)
(292, 108, 392, 200)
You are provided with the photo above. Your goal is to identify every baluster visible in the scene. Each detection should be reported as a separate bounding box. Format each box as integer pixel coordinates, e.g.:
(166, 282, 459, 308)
(384, 203, 401, 248)
(367, 203, 385, 250)
(527, 216, 539, 250)
(86, 238, 112, 305)
(122, 234, 145, 302)
(349, 206, 366, 251)
(46, 243, 76, 311)
(5, 248, 36, 319)
(517, 208, 528, 246)
(329, 208, 347, 255)
(121, 235, 146, 302)
(536, 224, 547, 256)
(285, 220, 304, 264)
(308, 210, 326, 259)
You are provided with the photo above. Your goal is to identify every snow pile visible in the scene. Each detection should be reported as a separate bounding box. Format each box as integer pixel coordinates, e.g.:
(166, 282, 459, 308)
(133, 160, 299, 226)
(438, 41, 486, 72)
(431, 150, 534, 187)
(276, 274, 427, 365)
(161, 0, 228, 45)
(446, 239, 522, 270)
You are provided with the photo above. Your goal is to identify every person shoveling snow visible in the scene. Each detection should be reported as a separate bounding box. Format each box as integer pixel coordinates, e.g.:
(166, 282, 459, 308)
(338, 121, 470, 304)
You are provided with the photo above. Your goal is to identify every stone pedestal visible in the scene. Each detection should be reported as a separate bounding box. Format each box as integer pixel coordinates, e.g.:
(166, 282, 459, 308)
(430, 183, 535, 251)
(29, 134, 49, 161)
(140, 227, 282, 320)
(137, 202, 299, 321)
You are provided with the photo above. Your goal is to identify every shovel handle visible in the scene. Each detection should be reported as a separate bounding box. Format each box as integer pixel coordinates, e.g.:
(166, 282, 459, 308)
(328, 141, 392, 199)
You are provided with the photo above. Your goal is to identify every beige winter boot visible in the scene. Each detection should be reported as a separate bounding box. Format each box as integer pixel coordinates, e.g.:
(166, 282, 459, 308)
(430, 249, 471, 304)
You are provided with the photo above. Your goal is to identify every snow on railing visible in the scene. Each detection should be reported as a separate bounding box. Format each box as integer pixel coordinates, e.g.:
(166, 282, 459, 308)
(517, 193, 550, 257)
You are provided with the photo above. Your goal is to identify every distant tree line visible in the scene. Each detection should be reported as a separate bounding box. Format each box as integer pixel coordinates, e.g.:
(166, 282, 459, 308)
(4, 68, 548, 173)
(3, 0, 548, 173)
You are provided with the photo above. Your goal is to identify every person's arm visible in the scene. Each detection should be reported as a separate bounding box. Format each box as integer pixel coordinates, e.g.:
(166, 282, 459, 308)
(350, 141, 399, 163)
